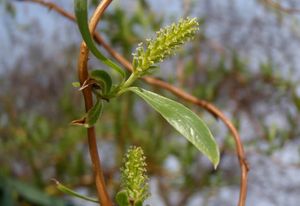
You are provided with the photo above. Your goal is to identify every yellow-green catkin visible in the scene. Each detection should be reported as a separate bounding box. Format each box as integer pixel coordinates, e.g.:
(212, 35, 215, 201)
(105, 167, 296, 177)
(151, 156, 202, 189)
(121, 146, 149, 203)
(132, 17, 199, 76)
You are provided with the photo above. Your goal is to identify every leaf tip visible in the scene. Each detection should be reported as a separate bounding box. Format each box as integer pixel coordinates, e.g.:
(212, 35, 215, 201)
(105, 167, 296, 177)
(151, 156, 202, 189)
(213, 160, 219, 170)
(50, 178, 59, 185)
(210, 146, 220, 169)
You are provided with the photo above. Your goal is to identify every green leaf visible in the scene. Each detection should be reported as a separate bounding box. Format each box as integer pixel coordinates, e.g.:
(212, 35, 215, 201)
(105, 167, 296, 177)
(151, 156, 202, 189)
(127, 87, 220, 168)
(116, 191, 130, 206)
(74, 0, 126, 80)
(71, 98, 103, 128)
(85, 98, 103, 127)
(90, 70, 112, 94)
(53, 179, 99, 203)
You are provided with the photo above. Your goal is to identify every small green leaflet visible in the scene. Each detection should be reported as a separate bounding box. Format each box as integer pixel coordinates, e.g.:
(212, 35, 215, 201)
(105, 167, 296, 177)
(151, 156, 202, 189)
(74, 0, 126, 80)
(127, 87, 220, 168)
(135, 200, 143, 206)
(71, 98, 103, 128)
(90, 69, 112, 94)
(85, 98, 103, 127)
(115, 191, 129, 206)
(115, 191, 143, 206)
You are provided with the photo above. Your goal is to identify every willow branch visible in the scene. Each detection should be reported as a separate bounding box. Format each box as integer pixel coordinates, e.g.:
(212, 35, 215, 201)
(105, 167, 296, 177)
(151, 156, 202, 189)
(21, 1, 249, 206)
(77, 1, 114, 206)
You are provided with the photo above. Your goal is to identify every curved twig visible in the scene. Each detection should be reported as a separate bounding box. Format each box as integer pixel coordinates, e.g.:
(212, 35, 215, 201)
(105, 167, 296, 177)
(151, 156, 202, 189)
(20, 1, 249, 205)
(77, 1, 113, 206)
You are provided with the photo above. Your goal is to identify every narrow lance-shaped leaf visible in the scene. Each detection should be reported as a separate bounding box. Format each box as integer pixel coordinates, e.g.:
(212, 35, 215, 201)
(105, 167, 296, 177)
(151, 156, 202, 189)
(52, 179, 99, 203)
(74, 0, 125, 79)
(85, 98, 103, 128)
(127, 87, 220, 168)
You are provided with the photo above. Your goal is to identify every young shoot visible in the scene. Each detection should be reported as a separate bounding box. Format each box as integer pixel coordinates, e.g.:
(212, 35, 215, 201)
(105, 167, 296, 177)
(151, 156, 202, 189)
(121, 17, 199, 89)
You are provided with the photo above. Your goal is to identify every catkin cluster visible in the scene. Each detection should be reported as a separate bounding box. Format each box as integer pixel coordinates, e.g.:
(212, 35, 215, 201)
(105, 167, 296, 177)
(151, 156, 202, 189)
(121, 146, 149, 202)
(132, 17, 199, 76)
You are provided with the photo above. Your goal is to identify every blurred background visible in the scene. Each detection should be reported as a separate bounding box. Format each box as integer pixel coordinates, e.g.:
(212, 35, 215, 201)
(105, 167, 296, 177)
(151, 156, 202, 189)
(0, 0, 300, 205)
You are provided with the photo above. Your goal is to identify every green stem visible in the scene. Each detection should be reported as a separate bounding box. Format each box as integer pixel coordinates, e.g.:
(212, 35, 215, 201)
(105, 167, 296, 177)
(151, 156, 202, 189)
(123, 73, 138, 88)
(118, 73, 138, 95)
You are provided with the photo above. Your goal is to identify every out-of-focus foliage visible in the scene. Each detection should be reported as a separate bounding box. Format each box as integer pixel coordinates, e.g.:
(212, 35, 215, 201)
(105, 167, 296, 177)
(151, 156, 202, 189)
(0, 176, 72, 206)
(0, 0, 300, 205)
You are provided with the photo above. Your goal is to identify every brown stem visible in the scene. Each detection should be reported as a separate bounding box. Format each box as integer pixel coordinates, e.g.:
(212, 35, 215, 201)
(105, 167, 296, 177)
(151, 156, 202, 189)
(21, 1, 249, 205)
(21, 1, 113, 205)
(77, 1, 114, 206)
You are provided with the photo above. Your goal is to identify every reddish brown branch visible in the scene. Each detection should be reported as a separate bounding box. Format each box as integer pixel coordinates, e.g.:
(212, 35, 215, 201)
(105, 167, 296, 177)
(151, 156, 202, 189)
(21, 1, 249, 205)
(77, 1, 114, 206)
(263, 0, 300, 14)
(22, 0, 75, 20)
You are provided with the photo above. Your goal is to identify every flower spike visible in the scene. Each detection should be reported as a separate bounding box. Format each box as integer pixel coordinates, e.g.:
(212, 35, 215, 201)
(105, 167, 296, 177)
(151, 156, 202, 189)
(132, 17, 199, 76)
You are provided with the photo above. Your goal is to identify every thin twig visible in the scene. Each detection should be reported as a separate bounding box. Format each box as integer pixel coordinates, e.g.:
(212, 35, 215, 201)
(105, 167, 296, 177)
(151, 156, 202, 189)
(263, 0, 300, 14)
(21, 0, 75, 20)
(20, 1, 249, 205)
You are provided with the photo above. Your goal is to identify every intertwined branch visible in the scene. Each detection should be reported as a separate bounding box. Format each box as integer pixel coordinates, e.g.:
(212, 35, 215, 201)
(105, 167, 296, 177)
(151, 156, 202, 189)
(20, 1, 249, 206)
